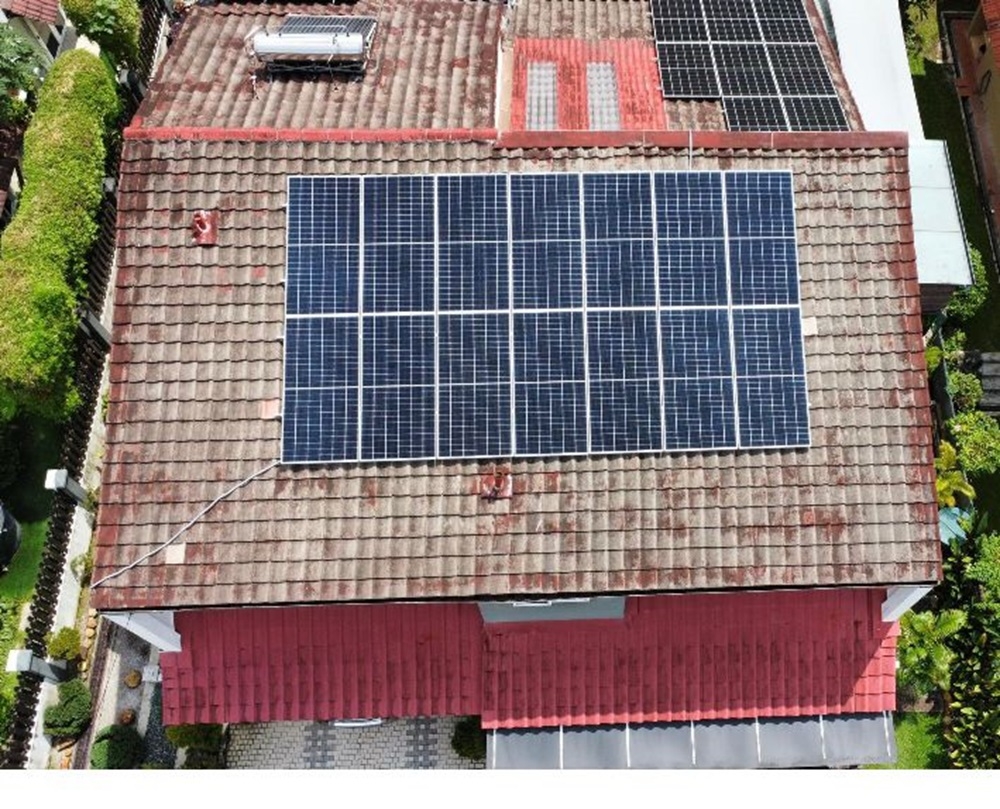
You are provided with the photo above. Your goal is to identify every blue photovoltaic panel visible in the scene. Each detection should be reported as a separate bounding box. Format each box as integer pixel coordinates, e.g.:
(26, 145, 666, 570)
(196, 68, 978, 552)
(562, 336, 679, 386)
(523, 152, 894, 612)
(363, 243, 435, 312)
(655, 172, 724, 239)
(583, 173, 653, 239)
(362, 385, 436, 460)
(282, 169, 810, 463)
(661, 309, 732, 379)
(587, 310, 660, 381)
(737, 376, 809, 448)
(440, 385, 512, 458)
(728, 238, 799, 305)
(588, 311, 661, 453)
(363, 175, 434, 243)
(439, 314, 510, 385)
(516, 382, 589, 456)
(732, 308, 805, 377)
(586, 240, 657, 308)
(659, 239, 728, 306)
(513, 241, 583, 309)
(282, 387, 359, 463)
(286, 246, 359, 315)
(362, 315, 435, 386)
(663, 377, 736, 449)
(725, 172, 796, 238)
(287, 176, 360, 245)
(285, 318, 358, 389)
(590, 380, 663, 453)
(510, 174, 581, 241)
(439, 242, 509, 311)
(514, 312, 586, 383)
(438, 174, 509, 242)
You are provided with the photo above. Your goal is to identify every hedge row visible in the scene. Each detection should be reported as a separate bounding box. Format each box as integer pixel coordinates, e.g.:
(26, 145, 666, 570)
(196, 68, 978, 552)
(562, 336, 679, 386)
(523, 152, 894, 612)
(0, 50, 119, 422)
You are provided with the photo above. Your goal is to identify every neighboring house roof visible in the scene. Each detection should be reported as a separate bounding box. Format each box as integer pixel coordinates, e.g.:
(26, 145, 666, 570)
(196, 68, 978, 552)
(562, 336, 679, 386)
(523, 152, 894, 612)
(0, 0, 59, 24)
(91, 0, 941, 612)
(159, 588, 897, 726)
(982, 0, 1000, 67)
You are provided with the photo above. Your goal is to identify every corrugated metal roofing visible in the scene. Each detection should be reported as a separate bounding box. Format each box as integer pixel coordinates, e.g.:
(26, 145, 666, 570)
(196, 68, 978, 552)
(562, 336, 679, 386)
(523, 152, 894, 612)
(160, 602, 484, 725)
(509, 39, 666, 131)
(159, 589, 897, 727)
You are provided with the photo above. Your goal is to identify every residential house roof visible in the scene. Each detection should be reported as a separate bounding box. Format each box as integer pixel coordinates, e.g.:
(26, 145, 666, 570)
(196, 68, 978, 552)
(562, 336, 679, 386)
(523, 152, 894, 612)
(0, 0, 59, 25)
(92, 0, 941, 612)
(160, 588, 897, 726)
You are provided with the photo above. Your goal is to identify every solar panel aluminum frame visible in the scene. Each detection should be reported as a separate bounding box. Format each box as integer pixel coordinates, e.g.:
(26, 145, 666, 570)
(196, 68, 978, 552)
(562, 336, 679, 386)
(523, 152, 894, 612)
(280, 170, 812, 465)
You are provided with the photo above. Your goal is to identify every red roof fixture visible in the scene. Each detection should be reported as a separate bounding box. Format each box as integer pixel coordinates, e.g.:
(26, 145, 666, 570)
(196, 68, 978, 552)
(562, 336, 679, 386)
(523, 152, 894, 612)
(191, 209, 219, 245)
(480, 467, 513, 501)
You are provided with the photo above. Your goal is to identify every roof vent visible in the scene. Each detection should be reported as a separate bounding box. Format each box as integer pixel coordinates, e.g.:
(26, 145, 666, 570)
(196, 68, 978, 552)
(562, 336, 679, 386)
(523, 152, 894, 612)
(480, 468, 513, 501)
(191, 210, 219, 246)
(245, 16, 377, 76)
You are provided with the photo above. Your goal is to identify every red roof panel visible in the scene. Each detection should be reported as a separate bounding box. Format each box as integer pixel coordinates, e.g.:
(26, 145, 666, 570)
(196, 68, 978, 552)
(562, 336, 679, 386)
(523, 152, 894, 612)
(160, 589, 896, 727)
(482, 588, 897, 728)
(509, 38, 667, 131)
(160, 602, 484, 725)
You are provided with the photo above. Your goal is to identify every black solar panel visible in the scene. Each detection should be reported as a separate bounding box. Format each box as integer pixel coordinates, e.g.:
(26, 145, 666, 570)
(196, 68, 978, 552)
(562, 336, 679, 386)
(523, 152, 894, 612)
(714, 44, 777, 95)
(283, 171, 811, 463)
(723, 96, 787, 130)
(650, 0, 704, 17)
(759, 15, 817, 42)
(707, 17, 763, 42)
(653, 16, 710, 42)
(784, 95, 850, 130)
(754, 0, 809, 19)
(650, 0, 848, 131)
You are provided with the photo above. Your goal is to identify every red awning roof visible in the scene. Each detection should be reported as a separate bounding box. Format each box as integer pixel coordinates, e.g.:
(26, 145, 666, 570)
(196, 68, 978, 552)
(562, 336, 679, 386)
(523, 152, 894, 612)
(160, 589, 896, 727)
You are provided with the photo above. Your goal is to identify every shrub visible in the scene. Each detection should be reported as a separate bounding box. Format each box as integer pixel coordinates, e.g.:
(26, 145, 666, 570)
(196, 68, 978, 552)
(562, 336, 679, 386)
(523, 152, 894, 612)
(0, 26, 41, 124)
(46, 627, 82, 661)
(451, 716, 486, 761)
(943, 329, 967, 364)
(182, 748, 222, 769)
(0, 50, 118, 422)
(925, 345, 943, 375)
(948, 411, 1000, 477)
(165, 723, 223, 751)
(947, 369, 983, 412)
(43, 678, 92, 738)
(90, 723, 144, 769)
(947, 245, 988, 323)
(898, 609, 966, 696)
(62, 0, 140, 67)
(935, 441, 976, 508)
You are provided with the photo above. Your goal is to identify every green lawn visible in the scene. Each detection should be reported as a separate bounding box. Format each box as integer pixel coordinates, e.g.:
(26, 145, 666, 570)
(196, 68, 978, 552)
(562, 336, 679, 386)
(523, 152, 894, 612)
(0, 520, 46, 747)
(869, 713, 949, 769)
(0, 413, 61, 523)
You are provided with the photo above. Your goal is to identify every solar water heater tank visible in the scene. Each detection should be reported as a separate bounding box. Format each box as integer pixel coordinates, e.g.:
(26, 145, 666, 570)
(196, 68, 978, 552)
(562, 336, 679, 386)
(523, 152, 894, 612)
(249, 30, 366, 63)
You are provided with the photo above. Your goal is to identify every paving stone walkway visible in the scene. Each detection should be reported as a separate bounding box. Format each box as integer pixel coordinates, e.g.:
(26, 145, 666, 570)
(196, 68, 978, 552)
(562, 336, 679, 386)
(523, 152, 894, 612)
(227, 717, 484, 769)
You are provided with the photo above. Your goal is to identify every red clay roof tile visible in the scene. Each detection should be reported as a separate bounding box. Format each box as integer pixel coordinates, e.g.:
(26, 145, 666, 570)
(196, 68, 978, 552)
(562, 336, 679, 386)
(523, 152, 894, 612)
(0, 0, 59, 24)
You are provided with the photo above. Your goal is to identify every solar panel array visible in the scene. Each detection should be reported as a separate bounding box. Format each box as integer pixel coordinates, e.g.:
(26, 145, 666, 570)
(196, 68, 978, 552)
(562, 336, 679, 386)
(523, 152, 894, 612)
(283, 171, 810, 464)
(278, 15, 378, 45)
(650, 0, 848, 131)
